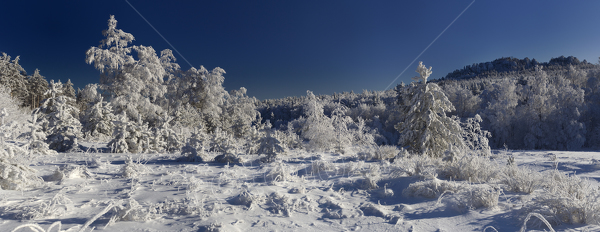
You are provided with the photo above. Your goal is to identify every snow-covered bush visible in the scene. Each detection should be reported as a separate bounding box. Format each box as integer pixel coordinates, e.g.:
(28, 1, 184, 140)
(373, 145, 401, 161)
(0, 85, 29, 137)
(461, 114, 492, 156)
(523, 170, 600, 225)
(110, 198, 155, 223)
(180, 129, 209, 162)
(395, 62, 465, 158)
(502, 164, 543, 194)
(301, 91, 336, 152)
(264, 160, 296, 183)
(151, 114, 184, 153)
(213, 153, 242, 164)
(402, 178, 460, 198)
(47, 164, 93, 182)
(443, 154, 498, 183)
(15, 193, 73, 220)
(0, 142, 41, 190)
(121, 156, 148, 179)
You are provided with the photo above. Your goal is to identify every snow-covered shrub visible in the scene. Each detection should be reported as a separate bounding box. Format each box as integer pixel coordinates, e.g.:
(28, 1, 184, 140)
(109, 198, 155, 223)
(208, 127, 238, 154)
(359, 164, 381, 190)
(393, 155, 441, 178)
(213, 153, 242, 164)
(15, 193, 73, 220)
(228, 189, 263, 208)
(264, 160, 296, 183)
(310, 159, 336, 175)
(109, 113, 152, 153)
(360, 203, 388, 218)
(373, 145, 401, 161)
(523, 170, 600, 225)
(47, 164, 93, 181)
(0, 85, 29, 137)
(395, 62, 464, 158)
(461, 184, 500, 209)
(180, 130, 209, 162)
(0, 143, 41, 190)
(267, 192, 299, 217)
(443, 154, 498, 183)
(402, 178, 460, 198)
(301, 91, 336, 152)
(121, 156, 148, 179)
(502, 164, 543, 194)
(461, 114, 492, 156)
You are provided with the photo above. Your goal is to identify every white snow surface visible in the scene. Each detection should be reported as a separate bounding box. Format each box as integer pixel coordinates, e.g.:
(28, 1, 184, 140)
(2, 144, 600, 232)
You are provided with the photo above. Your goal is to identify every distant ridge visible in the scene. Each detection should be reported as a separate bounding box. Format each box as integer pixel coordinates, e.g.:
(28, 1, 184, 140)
(438, 56, 593, 81)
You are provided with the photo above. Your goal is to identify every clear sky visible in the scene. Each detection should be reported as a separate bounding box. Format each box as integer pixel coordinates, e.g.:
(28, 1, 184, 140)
(2, 1, 600, 100)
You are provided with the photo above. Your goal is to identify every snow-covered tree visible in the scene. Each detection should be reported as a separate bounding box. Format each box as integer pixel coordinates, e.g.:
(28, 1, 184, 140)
(180, 127, 209, 162)
(86, 15, 176, 127)
(36, 80, 82, 152)
(151, 114, 183, 153)
(26, 69, 49, 109)
(301, 91, 335, 152)
(20, 114, 56, 156)
(0, 85, 28, 129)
(461, 114, 491, 156)
(0, 53, 28, 106)
(108, 112, 131, 153)
(330, 107, 354, 154)
(221, 87, 260, 138)
(480, 79, 519, 148)
(256, 122, 285, 163)
(81, 96, 115, 142)
(395, 62, 464, 158)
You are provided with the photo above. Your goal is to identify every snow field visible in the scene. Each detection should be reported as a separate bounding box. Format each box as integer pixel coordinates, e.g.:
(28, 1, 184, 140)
(1, 146, 600, 231)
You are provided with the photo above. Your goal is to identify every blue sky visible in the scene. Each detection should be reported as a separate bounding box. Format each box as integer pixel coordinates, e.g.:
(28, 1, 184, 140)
(2, 1, 600, 100)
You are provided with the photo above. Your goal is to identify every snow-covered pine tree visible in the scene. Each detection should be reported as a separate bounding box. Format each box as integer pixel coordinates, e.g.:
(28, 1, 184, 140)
(26, 69, 49, 109)
(257, 122, 284, 163)
(24, 113, 56, 156)
(152, 113, 183, 153)
(81, 96, 115, 142)
(0, 53, 29, 106)
(36, 80, 83, 152)
(221, 87, 260, 138)
(395, 62, 464, 158)
(108, 112, 130, 153)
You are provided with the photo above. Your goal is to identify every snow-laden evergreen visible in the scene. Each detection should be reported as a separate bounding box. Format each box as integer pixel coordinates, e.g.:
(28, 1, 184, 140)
(81, 97, 115, 142)
(395, 62, 464, 158)
(35, 80, 82, 152)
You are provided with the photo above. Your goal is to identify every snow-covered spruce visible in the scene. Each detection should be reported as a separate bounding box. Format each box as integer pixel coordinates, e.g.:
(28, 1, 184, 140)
(395, 62, 464, 158)
(35, 80, 82, 152)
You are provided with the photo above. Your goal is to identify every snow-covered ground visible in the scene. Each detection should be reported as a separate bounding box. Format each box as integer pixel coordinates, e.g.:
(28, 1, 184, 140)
(2, 145, 600, 232)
